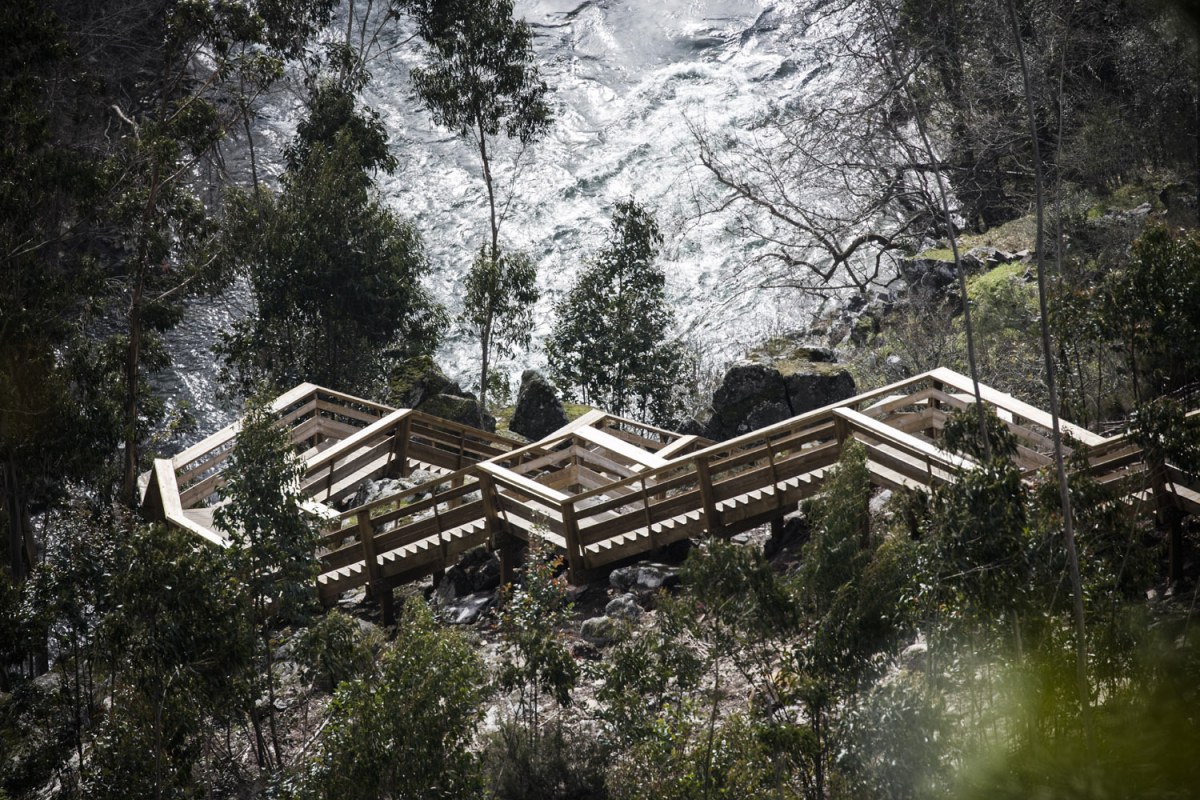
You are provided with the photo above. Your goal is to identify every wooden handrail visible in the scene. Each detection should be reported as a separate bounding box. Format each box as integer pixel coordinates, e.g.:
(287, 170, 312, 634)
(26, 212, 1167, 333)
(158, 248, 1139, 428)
(834, 407, 977, 473)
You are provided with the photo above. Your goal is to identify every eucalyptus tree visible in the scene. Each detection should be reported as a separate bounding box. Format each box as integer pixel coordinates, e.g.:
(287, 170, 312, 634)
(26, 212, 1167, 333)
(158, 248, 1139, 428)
(219, 66, 447, 396)
(547, 200, 685, 423)
(461, 245, 539, 422)
(215, 395, 319, 769)
(406, 0, 552, 411)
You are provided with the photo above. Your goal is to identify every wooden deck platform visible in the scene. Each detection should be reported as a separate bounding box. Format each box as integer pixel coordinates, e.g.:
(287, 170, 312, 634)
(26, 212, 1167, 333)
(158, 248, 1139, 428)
(142, 370, 1200, 620)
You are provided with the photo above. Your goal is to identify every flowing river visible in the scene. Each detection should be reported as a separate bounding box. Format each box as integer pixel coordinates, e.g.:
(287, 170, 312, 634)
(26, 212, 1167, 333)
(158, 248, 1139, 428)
(157, 0, 846, 437)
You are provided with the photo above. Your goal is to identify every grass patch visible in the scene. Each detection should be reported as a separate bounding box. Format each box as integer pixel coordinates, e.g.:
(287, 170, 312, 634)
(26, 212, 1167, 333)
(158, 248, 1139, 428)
(918, 215, 1039, 260)
(563, 402, 595, 421)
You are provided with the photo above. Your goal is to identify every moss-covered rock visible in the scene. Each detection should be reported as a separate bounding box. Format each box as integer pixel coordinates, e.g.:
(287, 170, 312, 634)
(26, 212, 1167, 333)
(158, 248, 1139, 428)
(510, 370, 568, 441)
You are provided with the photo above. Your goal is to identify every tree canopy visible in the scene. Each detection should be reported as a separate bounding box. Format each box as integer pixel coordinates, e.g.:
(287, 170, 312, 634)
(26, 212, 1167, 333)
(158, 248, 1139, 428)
(548, 200, 685, 423)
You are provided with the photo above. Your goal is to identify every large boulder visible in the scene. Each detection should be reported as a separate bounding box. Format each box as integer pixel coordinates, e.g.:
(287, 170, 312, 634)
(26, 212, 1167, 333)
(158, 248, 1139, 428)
(416, 392, 496, 433)
(705, 358, 856, 440)
(509, 370, 568, 441)
(388, 355, 453, 408)
(388, 356, 496, 432)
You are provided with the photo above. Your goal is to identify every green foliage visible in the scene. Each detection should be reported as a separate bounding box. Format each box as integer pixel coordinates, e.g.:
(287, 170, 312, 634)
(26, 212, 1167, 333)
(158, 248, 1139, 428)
(407, 0, 552, 147)
(300, 598, 486, 800)
(547, 200, 685, 423)
(800, 440, 873, 615)
(294, 610, 383, 693)
(942, 407, 1019, 462)
(216, 395, 318, 625)
(496, 539, 577, 737)
(462, 245, 540, 412)
(594, 623, 703, 747)
(608, 713, 779, 800)
(483, 720, 608, 800)
(84, 523, 251, 800)
(220, 108, 446, 394)
(1099, 226, 1200, 401)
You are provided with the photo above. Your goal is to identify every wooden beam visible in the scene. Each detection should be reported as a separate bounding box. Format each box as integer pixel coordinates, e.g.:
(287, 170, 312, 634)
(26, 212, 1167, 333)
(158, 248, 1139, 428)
(575, 425, 670, 469)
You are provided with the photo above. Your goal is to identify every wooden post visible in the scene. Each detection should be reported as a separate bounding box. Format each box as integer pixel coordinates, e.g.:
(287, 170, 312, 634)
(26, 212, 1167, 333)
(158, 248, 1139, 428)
(1149, 457, 1185, 586)
(695, 456, 720, 536)
(357, 511, 394, 625)
(834, 414, 850, 446)
(561, 501, 585, 582)
(640, 475, 658, 547)
(393, 415, 412, 478)
(480, 473, 517, 585)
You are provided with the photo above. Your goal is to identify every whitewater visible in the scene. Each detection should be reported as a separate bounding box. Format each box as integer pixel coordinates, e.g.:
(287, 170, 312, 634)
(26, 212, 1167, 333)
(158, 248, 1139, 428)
(158, 0, 847, 436)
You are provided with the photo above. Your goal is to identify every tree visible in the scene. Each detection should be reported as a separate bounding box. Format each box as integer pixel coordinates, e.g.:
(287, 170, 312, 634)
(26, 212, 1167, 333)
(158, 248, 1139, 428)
(215, 395, 319, 769)
(547, 200, 685, 422)
(304, 598, 486, 800)
(461, 246, 539, 417)
(220, 72, 446, 395)
(406, 0, 551, 409)
(407, 0, 552, 257)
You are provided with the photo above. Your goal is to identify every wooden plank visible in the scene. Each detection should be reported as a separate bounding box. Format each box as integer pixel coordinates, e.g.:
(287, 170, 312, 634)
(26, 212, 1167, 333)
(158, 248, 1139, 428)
(510, 445, 576, 475)
(928, 367, 1104, 445)
(478, 462, 571, 505)
(155, 459, 230, 548)
(575, 447, 639, 481)
(835, 407, 976, 473)
(304, 408, 410, 476)
(575, 425, 670, 469)
(655, 435, 700, 460)
(171, 421, 239, 472)
(862, 387, 940, 417)
(279, 397, 319, 427)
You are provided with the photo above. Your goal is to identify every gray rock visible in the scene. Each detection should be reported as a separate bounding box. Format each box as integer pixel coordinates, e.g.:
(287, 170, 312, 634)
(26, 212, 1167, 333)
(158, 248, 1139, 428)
(442, 592, 496, 625)
(510, 370, 569, 441)
(472, 555, 502, 592)
(705, 360, 856, 440)
(609, 564, 679, 593)
(580, 615, 622, 645)
(899, 257, 958, 293)
(417, 392, 496, 433)
(346, 478, 406, 510)
(764, 515, 808, 560)
(740, 401, 793, 435)
(869, 488, 894, 517)
(434, 565, 474, 604)
(708, 363, 787, 439)
(605, 593, 642, 621)
(388, 355, 453, 408)
(898, 638, 928, 672)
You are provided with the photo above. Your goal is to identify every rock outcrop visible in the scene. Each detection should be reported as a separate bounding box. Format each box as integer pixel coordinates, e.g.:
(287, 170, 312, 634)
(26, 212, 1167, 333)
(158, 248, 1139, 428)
(388, 356, 496, 432)
(509, 369, 569, 441)
(704, 356, 856, 440)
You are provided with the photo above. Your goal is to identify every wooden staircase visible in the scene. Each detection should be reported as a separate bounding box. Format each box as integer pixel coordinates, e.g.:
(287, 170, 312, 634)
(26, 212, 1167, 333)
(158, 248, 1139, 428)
(143, 370, 1200, 619)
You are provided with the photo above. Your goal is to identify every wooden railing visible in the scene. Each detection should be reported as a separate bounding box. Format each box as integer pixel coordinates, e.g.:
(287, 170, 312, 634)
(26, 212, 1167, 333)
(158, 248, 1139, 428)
(148, 371, 1200, 616)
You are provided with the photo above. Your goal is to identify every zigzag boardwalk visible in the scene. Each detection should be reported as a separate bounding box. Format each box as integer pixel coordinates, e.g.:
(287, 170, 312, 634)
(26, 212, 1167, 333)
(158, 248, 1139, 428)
(144, 370, 1200, 621)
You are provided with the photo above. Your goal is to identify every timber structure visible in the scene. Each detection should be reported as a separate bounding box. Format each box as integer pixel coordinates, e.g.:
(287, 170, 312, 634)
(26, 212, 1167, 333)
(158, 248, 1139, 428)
(143, 370, 1200, 620)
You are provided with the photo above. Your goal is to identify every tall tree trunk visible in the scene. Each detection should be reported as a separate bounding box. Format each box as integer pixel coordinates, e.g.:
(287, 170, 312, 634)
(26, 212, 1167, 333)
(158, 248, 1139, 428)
(1006, 0, 1092, 744)
(122, 267, 145, 506)
(479, 320, 491, 423)
(477, 120, 499, 258)
(883, 6, 991, 458)
(3, 459, 30, 581)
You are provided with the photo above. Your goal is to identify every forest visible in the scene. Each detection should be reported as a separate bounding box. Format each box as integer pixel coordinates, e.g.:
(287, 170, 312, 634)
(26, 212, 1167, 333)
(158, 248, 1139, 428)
(3, 0, 1200, 798)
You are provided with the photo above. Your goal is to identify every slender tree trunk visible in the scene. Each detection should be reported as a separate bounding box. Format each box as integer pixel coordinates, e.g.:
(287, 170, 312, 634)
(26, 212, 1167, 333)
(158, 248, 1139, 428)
(3, 459, 29, 581)
(1006, 0, 1092, 744)
(476, 120, 499, 419)
(477, 120, 499, 258)
(479, 320, 491, 422)
(122, 266, 145, 506)
(883, 8, 990, 458)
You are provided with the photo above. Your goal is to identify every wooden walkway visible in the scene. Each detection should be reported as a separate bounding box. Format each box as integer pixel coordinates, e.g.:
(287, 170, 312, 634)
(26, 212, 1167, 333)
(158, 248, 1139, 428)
(143, 370, 1200, 620)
